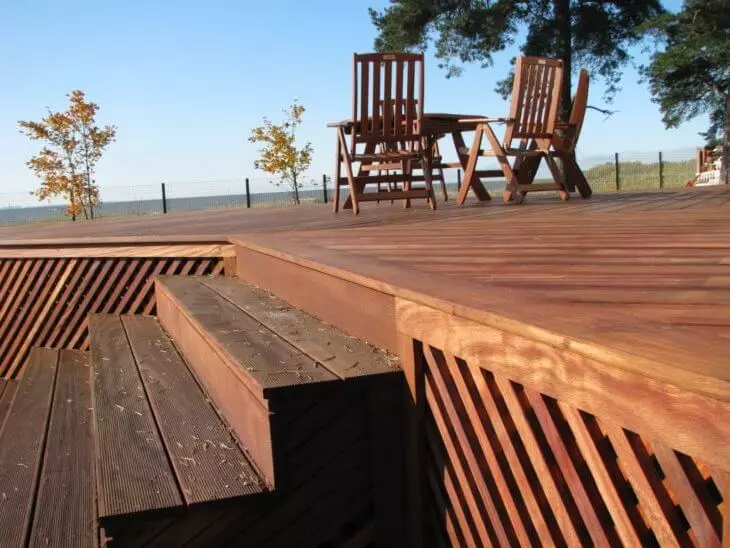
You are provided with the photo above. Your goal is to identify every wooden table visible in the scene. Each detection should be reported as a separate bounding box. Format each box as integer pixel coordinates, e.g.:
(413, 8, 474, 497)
(418, 113, 498, 204)
(329, 113, 496, 207)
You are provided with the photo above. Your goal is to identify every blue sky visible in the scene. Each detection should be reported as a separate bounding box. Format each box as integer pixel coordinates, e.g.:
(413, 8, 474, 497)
(0, 0, 705, 199)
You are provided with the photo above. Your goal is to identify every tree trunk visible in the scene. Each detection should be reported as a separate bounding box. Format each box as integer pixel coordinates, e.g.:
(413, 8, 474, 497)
(723, 95, 729, 185)
(292, 172, 301, 205)
(70, 187, 77, 222)
(554, 0, 572, 120)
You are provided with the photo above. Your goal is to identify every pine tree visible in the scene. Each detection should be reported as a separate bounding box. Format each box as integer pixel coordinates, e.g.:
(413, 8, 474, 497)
(370, 0, 664, 118)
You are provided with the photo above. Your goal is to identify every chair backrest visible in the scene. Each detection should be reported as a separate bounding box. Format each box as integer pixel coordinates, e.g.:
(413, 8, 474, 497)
(504, 56, 564, 144)
(569, 68, 590, 144)
(351, 53, 424, 151)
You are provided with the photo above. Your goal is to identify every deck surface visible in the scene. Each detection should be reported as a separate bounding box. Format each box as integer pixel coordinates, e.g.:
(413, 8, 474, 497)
(2, 187, 729, 399)
(226, 187, 730, 402)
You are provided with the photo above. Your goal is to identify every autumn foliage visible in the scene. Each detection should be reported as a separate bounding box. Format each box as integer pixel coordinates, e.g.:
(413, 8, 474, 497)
(249, 102, 313, 204)
(18, 90, 117, 219)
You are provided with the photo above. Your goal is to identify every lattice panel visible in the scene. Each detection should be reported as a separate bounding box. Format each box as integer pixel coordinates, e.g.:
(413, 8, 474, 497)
(0, 257, 223, 378)
(421, 343, 725, 547)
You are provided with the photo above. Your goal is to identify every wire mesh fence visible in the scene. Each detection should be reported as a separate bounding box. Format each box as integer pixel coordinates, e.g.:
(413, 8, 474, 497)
(0, 147, 702, 226)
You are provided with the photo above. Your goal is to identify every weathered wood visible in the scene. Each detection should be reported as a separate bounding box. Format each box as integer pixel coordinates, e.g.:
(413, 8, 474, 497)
(89, 314, 183, 518)
(0, 380, 18, 434)
(236, 245, 398, 353)
(0, 347, 58, 548)
(200, 276, 398, 381)
(30, 350, 97, 548)
(121, 315, 266, 504)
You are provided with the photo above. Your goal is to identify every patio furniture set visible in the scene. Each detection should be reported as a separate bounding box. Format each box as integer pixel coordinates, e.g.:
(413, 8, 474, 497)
(329, 53, 593, 214)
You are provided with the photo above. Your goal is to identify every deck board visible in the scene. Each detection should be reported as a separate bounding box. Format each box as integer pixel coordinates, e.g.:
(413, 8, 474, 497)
(121, 314, 265, 504)
(200, 276, 398, 381)
(155, 277, 339, 393)
(232, 190, 730, 404)
(0, 347, 58, 548)
(30, 350, 97, 548)
(89, 314, 183, 519)
(0, 380, 18, 434)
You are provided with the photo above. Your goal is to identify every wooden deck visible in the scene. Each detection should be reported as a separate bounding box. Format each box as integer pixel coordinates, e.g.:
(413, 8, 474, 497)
(1, 186, 729, 546)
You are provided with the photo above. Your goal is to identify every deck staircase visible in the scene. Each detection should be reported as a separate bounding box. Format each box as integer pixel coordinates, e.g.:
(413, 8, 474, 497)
(0, 275, 403, 547)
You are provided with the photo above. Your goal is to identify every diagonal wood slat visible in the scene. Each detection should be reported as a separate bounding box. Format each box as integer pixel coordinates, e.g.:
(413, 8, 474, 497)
(0, 257, 222, 377)
(419, 343, 726, 547)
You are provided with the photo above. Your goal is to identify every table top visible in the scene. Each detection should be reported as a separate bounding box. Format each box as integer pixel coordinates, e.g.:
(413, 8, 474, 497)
(327, 113, 487, 130)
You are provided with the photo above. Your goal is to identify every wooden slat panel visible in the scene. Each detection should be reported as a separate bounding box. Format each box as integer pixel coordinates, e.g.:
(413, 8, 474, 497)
(121, 315, 265, 504)
(419, 343, 726, 548)
(89, 314, 183, 518)
(0, 347, 58, 548)
(30, 350, 97, 548)
(652, 442, 722, 547)
(0, 256, 222, 377)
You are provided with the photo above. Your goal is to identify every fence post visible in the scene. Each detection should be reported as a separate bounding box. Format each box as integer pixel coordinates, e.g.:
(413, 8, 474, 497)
(161, 182, 167, 214)
(245, 178, 251, 208)
(457, 169, 462, 192)
(322, 174, 328, 203)
(614, 153, 620, 191)
(658, 151, 664, 189)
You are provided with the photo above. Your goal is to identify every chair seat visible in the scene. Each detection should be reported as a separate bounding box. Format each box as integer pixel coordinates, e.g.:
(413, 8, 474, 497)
(354, 150, 422, 162)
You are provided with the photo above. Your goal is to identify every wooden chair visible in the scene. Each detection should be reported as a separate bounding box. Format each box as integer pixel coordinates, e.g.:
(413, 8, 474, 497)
(461, 56, 569, 203)
(513, 68, 593, 198)
(333, 53, 437, 214)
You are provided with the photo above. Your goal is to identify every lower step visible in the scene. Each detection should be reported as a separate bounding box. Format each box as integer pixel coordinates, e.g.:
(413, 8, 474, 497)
(155, 275, 400, 489)
(89, 314, 267, 538)
(0, 348, 96, 548)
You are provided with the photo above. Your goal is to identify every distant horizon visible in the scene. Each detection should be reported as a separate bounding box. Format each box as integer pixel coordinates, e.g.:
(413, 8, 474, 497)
(0, 0, 708, 199)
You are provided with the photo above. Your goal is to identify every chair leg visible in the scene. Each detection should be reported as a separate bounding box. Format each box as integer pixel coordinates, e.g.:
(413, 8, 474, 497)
(333, 134, 342, 213)
(403, 159, 412, 209)
(566, 154, 592, 198)
(423, 155, 437, 211)
(544, 154, 570, 202)
(461, 126, 484, 206)
(482, 124, 523, 204)
(337, 129, 360, 214)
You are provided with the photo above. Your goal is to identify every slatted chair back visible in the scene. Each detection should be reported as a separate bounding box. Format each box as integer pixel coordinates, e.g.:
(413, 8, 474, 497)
(504, 56, 564, 145)
(351, 53, 424, 153)
(568, 68, 589, 146)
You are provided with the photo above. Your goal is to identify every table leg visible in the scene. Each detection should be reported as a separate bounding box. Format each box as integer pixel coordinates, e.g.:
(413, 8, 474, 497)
(452, 131, 491, 205)
(343, 141, 377, 209)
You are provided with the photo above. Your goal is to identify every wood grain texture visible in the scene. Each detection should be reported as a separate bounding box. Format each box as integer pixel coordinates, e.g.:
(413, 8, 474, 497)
(121, 314, 265, 504)
(89, 314, 183, 518)
(30, 350, 97, 548)
(200, 276, 399, 381)
(396, 298, 730, 473)
(419, 342, 726, 547)
(0, 347, 57, 548)
(0, 256, 222, 377)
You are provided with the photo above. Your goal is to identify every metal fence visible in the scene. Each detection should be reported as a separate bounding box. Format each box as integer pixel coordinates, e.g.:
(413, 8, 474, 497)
(0, 148, 699, 225)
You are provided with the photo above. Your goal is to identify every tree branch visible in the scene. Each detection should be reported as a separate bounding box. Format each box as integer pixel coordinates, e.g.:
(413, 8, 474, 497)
(587, 105, 619, 120)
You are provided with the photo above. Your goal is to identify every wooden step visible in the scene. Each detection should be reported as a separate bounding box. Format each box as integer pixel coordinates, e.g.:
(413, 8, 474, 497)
(154, 275, 401, 490)
(30, 349, 97, 548)
(0, 347, 58, 548)
(88, 314, 267, 544)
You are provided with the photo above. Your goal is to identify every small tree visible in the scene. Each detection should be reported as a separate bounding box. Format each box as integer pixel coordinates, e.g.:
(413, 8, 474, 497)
(19, 90, 116, 219)
(641, 0, 729, 185)
(249, 102, 313, 204)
